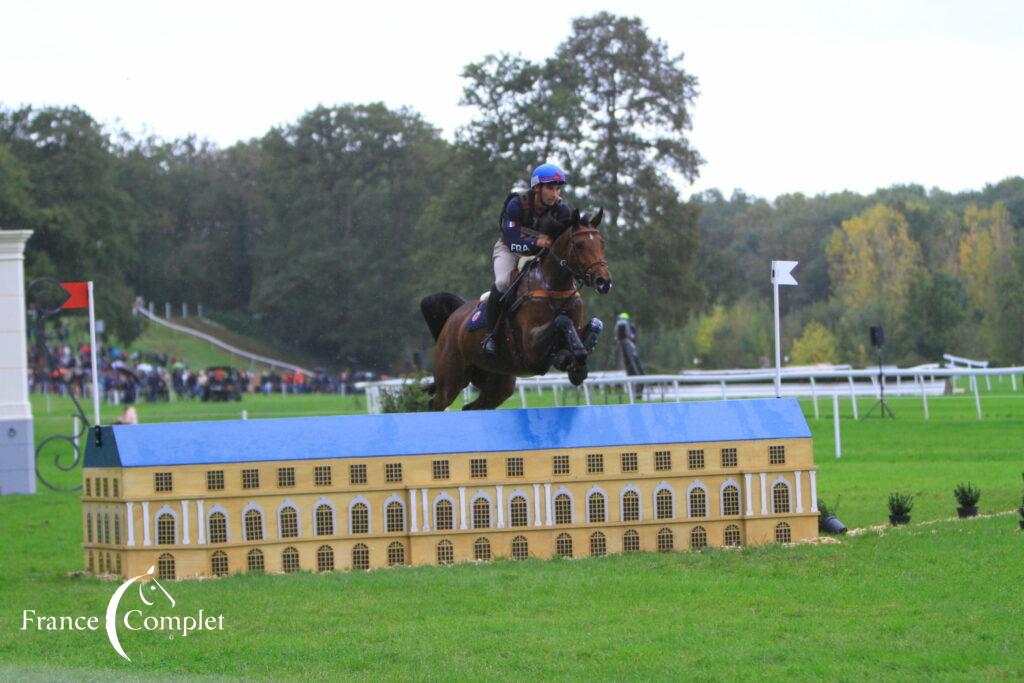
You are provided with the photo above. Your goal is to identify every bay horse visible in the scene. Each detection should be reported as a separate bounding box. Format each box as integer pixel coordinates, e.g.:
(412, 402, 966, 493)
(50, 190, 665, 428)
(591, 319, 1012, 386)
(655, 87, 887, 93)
(420, 209, 612, 411)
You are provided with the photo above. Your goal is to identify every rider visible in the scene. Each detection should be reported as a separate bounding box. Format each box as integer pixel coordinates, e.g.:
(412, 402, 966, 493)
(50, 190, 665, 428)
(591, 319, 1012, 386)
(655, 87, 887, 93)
(482, 163, 574, 356)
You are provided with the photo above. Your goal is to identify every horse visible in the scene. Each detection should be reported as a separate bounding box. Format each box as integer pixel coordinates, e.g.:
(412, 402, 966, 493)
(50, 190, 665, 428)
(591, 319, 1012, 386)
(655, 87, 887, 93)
(420, 209, 612, 411)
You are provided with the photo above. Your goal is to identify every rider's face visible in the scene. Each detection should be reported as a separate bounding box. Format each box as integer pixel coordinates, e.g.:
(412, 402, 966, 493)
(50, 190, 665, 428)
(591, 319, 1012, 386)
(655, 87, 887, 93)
(538, 184, 563, 207)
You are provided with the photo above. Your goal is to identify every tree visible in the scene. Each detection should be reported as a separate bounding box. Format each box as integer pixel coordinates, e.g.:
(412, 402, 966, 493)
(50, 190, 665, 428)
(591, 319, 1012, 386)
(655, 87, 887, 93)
(904, 271, 968, 361)
(790, 321, 839, 365)
(826, 204, 923, 359)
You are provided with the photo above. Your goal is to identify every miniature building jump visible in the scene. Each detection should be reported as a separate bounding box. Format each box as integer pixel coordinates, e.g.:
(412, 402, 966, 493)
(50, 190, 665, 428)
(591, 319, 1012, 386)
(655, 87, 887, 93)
(82, 399, 819, 579)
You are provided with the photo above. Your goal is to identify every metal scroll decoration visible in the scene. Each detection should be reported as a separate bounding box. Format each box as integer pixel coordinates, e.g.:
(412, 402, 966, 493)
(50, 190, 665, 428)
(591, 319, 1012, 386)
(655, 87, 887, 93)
(29, 277, 90, 492)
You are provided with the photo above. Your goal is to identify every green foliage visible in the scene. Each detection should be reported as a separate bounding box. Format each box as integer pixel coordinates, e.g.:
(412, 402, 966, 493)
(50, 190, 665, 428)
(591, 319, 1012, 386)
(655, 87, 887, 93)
(887, 492, 915, 517)
(379, 380, 432, 413)
(790, 320, 839, 365)
(953, 482, 981, 508)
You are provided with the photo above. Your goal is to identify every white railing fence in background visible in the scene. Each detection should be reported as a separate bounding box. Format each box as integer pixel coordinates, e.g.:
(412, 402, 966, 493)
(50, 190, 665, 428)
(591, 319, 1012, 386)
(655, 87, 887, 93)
(357, 364, 1024, 419)
(135, 305, 313, 376)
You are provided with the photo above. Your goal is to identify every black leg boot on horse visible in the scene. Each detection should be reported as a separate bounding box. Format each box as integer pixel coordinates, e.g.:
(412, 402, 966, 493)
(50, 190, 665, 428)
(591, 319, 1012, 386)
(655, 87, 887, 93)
(481, 284, 505, 357)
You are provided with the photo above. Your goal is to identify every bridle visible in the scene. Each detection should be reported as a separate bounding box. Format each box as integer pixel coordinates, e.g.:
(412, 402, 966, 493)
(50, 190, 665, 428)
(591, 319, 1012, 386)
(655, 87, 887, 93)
(555, 225, 607, 288)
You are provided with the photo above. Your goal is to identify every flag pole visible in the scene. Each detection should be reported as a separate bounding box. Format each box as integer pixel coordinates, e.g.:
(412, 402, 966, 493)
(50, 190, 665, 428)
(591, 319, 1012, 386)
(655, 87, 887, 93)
(773, 275, 782, 399)
(88, 281, 100, 426)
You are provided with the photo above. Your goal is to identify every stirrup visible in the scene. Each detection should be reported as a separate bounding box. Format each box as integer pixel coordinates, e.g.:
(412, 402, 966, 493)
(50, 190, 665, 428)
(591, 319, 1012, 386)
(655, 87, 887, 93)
(482, 332, 498, 356)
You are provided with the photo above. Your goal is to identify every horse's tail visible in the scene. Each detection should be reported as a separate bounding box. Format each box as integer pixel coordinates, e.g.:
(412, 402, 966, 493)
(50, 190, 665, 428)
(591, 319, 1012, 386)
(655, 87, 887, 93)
(420, 292, 466, 342)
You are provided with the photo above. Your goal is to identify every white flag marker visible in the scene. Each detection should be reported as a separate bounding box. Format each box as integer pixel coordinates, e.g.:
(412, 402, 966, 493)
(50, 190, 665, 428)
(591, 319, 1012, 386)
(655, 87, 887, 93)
(771, 261, 799, 398)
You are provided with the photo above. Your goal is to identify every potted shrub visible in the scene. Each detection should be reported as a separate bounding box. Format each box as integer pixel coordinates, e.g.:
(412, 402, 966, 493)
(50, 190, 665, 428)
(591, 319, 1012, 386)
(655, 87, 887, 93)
(817, 498, 848, 534)
(953, 482, 981, 518)
(887, 492, 913, 526)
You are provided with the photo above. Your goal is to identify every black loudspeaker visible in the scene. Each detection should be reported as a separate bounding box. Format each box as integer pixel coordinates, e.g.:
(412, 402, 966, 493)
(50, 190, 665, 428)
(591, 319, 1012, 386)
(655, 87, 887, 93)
(870, 325, 885, 348)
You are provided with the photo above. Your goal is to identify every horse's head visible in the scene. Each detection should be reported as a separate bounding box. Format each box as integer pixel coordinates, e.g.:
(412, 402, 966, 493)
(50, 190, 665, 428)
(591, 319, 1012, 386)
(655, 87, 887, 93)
(553, 208, 613, 294)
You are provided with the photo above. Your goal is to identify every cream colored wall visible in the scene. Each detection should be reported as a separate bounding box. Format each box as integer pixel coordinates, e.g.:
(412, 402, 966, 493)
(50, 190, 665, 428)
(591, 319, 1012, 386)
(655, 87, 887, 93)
(82, 437, 818, 579)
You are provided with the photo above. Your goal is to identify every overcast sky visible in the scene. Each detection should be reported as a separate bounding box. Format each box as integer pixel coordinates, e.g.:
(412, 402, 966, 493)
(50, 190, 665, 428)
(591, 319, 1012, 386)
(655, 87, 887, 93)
(3, 0, 1022, 199)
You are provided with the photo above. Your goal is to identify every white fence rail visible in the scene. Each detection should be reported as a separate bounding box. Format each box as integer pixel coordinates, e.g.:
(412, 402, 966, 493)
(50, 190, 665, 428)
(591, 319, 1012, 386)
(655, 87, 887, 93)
(358, 364, 1024, 419)
(136, 306, 313, 375)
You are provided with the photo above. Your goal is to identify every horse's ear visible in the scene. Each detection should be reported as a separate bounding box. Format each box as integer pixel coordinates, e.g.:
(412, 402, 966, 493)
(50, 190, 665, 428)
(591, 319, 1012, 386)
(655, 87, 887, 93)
(592, 208, 604, 228)
(571, 208, 580, 227)
(580, 212, 593, 226)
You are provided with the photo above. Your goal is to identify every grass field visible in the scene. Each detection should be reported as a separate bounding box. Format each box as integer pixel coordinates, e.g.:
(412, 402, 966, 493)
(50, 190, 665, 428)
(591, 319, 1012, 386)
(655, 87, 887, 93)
(3, 388, 1022, 679)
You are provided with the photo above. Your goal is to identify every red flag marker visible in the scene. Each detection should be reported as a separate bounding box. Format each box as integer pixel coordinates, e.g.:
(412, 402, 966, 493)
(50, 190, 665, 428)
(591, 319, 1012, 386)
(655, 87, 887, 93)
(60, 282, 90, 309)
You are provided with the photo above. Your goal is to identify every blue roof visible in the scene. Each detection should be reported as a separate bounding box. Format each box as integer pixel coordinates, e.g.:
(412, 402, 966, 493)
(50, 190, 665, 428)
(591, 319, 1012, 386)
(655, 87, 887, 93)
(86, 399, 811, 468)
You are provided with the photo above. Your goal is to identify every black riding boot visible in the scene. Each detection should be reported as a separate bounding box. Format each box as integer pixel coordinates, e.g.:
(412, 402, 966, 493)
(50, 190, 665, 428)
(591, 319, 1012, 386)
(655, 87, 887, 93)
(481, 284, 504, 356)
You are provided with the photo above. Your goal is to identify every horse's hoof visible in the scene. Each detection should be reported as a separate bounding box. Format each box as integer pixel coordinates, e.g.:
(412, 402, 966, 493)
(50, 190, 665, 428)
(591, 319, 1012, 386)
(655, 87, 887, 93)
(552, 349, 573, 371)
(569, 365, 588, 386)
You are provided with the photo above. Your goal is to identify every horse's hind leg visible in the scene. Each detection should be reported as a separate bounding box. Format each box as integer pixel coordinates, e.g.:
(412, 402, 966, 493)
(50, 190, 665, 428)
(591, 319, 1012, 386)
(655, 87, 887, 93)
(430, 359, 469, 411)
(463, 372, 516, 411)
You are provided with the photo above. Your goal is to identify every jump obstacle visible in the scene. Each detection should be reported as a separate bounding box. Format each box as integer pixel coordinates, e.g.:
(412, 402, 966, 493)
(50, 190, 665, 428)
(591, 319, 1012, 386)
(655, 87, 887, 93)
(82, 399, 818, 579)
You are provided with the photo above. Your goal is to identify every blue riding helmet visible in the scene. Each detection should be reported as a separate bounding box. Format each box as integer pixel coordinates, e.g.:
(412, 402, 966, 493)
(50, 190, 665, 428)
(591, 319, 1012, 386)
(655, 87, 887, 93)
(530, 163, 567, 188)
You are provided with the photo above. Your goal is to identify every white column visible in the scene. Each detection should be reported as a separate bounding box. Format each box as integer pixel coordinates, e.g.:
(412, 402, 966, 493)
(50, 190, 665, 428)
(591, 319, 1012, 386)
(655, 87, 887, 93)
(410, 488, 419, 533)
(744, 474, 753, 516)
(759, 473, 768, 515)
(809, 471, 819, 512)
(533, 484, 542, 526)
(544, 483, 553, 526)
(795, 471, 804, 513)
(458, 487, 467, 530)
(0, 231, 35, 494)
(181, 500, 190, 544)
(420, 489, 429, 532)
(196, 500, 206, 544)
(125, 502, 135, 546)
(496, 485, 505, 528)
(141, 501, 151, 546)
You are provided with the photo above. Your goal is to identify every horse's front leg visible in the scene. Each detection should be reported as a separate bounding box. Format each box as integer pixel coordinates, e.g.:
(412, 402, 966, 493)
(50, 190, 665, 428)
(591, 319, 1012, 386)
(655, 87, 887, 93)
(552, 315, 587, 363)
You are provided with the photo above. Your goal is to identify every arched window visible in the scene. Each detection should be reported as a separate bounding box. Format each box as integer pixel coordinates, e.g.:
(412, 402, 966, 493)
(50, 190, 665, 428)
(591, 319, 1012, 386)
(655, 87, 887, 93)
(509, 496, 529, 527)
(279, 507, 299, 538)
(690, 526, 708, 550)
(555, 533, 573, 558)
(474, 537, 492, 561)
(622, 490, 640, 522)
(773, 482, 791, 514)
(722, 485, 741, 516)
(352, 543, 370, 570)
(282, 547, 300, 573)
(554, 494, 572, 525)
(590, 531, 607, 557)
(247, 548, 265, 573)
(317, 545, 335, 572)
(472, 498, 490, 529)
(244, 509, 264, 541)
(775, 522, 791, 544)
(157, 513, 176, 545)
(623, 529, 640, 553)
(208, 512, 228, 544)
(211, 551, 228, 576)
(436, 539, 454, 565)
(386, 501, 404, 533)
(656, 489, 674, 520)
(351, 503, 369, 534)
(387, 541, 405, 566)
(688, 487, 707, 518)
(657, 527, 674, 552)
(435, 499, 454, 530)
(724, 524, 742, 547)
(588, 492, 606, 523)
(511, 535, 529, 560)
(157, 553, 175, 580)
(315, 504, 334, 536)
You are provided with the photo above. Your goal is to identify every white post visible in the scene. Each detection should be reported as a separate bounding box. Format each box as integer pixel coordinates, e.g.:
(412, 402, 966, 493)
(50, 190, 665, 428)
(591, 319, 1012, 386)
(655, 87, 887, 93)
(848, 376, 859, 419)
(972, 375, 982, 419)
(720, 380, 727, 400)
(773, 279, 782, 399)
(496, 485, 504, 529)
(809, 471, 819, 512)
(88, 282, 100, 427)
(743, 473, 754, 516)
(410, 488, 418, 533)
(920, 375, 929, 420)
(196, 500, 205, 544)
(519, 385, 527, 408)
(181, 500, 190, 544)
(832, 393, 841, 459)
(141, 501, 151, 546)
(759, 473, 768, 515)
(73, 415, 80, 451)
(795, 471, 804, 513)
(182, 302, 188, 319)
(242, 410, 248, 420)
(165, 302, 171, 319)
(811, 377, 819, 419)
(544, 483, 553, 525)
